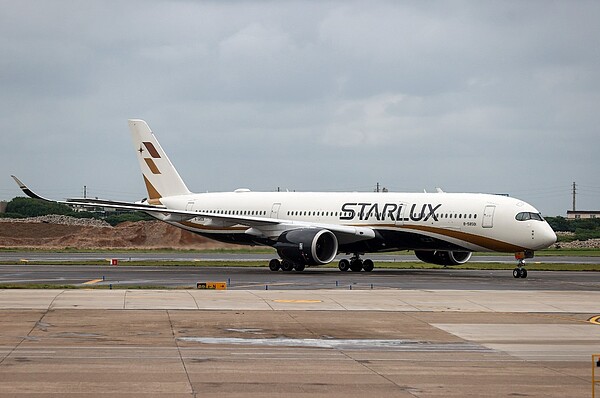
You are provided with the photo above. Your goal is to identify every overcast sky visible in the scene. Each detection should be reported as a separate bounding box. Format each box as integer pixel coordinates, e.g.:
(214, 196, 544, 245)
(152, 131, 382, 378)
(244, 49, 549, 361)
(1, 1, 599, 216)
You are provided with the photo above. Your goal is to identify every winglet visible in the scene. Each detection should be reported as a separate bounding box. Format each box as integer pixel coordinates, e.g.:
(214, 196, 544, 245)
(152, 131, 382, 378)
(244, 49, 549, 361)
(10, 175, 53, 202)
(11, 175, 26, 189)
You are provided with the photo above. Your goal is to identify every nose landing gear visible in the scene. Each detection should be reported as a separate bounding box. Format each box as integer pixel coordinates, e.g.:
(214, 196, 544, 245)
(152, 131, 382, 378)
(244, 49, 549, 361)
(513, 259, 528, 278)
(513, 251, 534, 279)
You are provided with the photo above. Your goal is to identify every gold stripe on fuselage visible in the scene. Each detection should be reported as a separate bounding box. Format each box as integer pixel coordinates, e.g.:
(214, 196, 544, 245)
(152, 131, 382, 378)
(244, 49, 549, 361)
(175, 218, 522, 252)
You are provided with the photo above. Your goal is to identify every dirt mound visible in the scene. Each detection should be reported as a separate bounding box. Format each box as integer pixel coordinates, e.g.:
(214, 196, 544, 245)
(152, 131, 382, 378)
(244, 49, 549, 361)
(0, 220, 247, 250)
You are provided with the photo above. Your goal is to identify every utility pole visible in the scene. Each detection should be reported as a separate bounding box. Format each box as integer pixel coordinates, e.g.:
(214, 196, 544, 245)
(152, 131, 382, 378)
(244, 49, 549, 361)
(83, 185, 87, 199)
(375, 182, 380, 193)
(572, 182, 576, 211)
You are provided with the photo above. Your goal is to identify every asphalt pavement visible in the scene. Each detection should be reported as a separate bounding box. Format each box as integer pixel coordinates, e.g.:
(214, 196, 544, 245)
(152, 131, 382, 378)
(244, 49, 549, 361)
(1, 263, 600, 291)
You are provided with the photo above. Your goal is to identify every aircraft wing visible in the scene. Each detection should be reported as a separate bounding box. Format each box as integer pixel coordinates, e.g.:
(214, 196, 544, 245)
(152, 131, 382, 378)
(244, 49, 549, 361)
(11, 176, 375, 243)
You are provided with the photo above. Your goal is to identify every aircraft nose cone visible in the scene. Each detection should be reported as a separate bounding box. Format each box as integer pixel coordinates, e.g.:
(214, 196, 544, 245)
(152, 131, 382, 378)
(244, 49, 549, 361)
(538, 224, 557, 249)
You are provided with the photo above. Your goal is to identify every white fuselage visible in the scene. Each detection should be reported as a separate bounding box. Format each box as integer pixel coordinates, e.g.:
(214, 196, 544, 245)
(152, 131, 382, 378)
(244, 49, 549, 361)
(158, 191, 556, 253)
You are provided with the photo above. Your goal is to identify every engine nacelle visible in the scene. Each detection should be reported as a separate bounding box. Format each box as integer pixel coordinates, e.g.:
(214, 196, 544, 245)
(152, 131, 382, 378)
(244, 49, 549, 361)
(275, 228, 338, 266)
(414, 250, 472, 266)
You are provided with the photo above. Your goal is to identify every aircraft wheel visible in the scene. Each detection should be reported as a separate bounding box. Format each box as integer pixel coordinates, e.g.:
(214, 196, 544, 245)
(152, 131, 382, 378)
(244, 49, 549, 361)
(281, 260, 294, 272)
(350, 259, 363, 272)
(513, 268, 520, 278)
(520, 268, 528, 278)
(294, 263, 306, 272)
(362, 259, 374, 272)
(338, 259, 350, 272)
(269, 259, 281, 272)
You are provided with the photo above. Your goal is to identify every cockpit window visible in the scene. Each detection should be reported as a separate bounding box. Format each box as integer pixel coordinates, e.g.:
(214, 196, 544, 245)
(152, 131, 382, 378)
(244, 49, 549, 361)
(515, 212, 545, 222)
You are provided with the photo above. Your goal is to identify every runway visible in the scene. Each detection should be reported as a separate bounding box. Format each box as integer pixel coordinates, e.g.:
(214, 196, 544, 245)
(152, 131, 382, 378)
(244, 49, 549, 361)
(3, 264, 600, 291)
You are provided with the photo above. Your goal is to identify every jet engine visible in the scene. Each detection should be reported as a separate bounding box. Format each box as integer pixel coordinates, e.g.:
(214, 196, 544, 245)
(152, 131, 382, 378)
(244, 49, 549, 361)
(275, 228, 338, 266)
(414, 250, 472, 266)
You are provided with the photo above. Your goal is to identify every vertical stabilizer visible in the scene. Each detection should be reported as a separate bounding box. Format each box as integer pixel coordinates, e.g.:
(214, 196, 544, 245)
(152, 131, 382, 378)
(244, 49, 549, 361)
(128, 119, 191, 203)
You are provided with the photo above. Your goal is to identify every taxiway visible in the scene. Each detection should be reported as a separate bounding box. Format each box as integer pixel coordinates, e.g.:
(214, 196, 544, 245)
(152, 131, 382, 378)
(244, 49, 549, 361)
(2, 264, 600, 291)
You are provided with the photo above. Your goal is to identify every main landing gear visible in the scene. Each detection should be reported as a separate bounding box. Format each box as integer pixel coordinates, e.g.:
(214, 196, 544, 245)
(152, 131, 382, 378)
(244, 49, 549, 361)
(338, 254, 374, 272)
(268, 254, 376, 273)
(268, 259, 305, 272)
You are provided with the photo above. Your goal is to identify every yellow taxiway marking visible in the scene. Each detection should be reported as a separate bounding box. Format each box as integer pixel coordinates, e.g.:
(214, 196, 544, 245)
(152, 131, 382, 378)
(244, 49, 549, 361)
(588, 315, 600, 325)
(272, 300, 323, 303)
(83, 279, 103, 285)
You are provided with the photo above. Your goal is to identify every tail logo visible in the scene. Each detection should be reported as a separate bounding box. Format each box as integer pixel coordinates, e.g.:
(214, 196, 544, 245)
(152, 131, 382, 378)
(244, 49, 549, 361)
(142, 142, 161, 158)
(139, 142, 161, 175)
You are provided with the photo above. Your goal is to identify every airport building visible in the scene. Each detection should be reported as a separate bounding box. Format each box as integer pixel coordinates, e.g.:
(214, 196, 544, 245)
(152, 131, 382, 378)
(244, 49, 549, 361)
(566, 210, 600, 219)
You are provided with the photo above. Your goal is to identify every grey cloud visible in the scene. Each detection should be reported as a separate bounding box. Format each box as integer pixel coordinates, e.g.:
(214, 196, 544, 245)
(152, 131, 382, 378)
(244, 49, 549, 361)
(1, 1, 599, 215)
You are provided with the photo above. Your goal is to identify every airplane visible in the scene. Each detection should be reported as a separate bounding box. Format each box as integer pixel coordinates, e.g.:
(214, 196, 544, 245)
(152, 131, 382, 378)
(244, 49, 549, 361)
(12, 119, 557, 278)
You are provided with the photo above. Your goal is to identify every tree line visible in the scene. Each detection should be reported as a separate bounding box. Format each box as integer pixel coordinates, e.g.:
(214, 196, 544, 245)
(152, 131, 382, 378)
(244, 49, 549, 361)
(545, 216, 600, 242)
(0, 197, 152, 226)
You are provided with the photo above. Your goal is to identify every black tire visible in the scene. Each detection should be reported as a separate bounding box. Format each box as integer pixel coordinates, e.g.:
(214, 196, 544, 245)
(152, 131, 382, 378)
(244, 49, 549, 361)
(362, 259, 374, 272)
(520, 268, 528, 278)
(350, 259, 363, 272)
(294, 263, 305, 272)
(338, 259, 350, 272)
(281, 260, 294, 272)
(513, 268, 521, 278)
(269, 259, 281, 272)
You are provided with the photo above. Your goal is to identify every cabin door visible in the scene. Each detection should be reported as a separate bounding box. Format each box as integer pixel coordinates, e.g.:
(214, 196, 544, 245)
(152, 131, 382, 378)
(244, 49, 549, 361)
(482, 205, 495, 228)
(270, 203, 281, 219)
